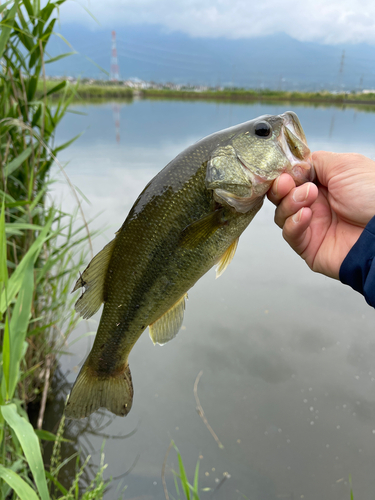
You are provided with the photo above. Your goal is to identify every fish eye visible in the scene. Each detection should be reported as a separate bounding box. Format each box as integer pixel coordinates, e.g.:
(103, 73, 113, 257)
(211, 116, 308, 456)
(254, 121, 272, 138)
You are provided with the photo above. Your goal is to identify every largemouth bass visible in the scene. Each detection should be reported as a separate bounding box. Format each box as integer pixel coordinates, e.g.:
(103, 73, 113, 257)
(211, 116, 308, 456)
(65, 111, 314, 419)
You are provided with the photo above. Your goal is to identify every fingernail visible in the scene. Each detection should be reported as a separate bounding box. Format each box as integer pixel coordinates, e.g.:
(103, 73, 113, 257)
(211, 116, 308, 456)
(292, 208, 303, 223)
(271, 177, 280, 196)
(292, 184, 310, 203)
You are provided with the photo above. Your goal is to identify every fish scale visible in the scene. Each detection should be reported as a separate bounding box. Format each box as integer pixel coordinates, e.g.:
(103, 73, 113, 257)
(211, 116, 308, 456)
(65, 112, 314, 419)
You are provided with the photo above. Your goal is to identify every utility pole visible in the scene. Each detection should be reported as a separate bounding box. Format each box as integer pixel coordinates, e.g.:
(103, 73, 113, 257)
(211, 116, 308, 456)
(338, 49, 345, 91)
(359, 74, 364, 93)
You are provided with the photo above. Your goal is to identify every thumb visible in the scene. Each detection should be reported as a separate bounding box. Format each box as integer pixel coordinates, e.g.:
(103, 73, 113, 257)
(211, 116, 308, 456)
(312, 150, 371, 187)
(311, 150, 343, 187)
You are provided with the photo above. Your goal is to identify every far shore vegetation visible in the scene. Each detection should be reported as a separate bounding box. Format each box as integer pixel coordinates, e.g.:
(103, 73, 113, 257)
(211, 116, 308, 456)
(39, 78, 375, 107)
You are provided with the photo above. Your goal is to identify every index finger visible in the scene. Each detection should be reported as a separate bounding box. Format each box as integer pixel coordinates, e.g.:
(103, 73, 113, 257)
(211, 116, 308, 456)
(267, 173, 296, 206)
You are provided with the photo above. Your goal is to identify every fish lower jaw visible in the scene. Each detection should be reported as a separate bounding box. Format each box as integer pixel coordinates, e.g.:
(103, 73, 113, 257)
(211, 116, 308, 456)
(286, 156, 316, 185)
(278, 127, 315, 184)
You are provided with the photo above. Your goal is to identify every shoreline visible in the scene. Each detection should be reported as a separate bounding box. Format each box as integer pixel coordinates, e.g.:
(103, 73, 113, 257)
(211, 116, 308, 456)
(41, 81, 375, 106)
(141, 88, 375, 106)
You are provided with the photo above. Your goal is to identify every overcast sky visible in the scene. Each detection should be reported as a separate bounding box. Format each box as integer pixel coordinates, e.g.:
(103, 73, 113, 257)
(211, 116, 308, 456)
(61, 0, 375, 45)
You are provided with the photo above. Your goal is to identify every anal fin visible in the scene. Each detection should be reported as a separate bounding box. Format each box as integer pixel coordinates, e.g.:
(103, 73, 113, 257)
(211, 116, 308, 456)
(73, 238, 117, 319)
(216, 237, 239, 278)
(149, 294, 188, 345)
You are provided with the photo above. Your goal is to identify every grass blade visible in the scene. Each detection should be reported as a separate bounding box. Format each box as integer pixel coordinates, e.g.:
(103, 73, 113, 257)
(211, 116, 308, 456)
(0, 1, 13, 16)
(0, 200, 7, 290)
(4, 146, 33, 177)
(46, 80, 66, 96)
(7, 256, 34, 399)
(176, 448, 190, 500)
(35, 429, 71, 443)
(33, 0, 40, 17)
(22, 0, 34, 17)
(45, 51, 77, 64)
(51, 31, 74, 49)
(0, 1, 18, 58)
(1, 404, 49, 500)
(67, 331, 96, 348)
(2, 316, 10, 400)
(44, 471, 68, 496)
(84, 55, 109, 76)
(0, 465, 40, 500)
(53, 131, 83, 154)
(349, 474, 354, 500)
(0, 212, 53, 315)
(0, 199, 9, 401)
(6, 223, 44, 232)
(193, 460, 200, 498)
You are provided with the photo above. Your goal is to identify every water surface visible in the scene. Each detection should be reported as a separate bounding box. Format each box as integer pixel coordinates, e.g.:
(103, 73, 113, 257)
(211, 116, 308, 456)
(53, 100, 375, 500)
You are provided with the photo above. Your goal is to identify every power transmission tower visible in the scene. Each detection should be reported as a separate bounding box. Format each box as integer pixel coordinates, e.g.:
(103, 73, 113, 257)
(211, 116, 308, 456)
(110, 30, 120, 81)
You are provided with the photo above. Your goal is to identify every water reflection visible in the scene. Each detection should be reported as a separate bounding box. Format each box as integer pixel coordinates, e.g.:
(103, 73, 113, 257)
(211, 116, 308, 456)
(53, 99, 375, 499)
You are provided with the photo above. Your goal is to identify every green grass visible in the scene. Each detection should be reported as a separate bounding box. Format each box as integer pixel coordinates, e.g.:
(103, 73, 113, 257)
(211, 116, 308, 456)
(0, 1, 112, 498)
(36, 80, 133, 100)
(164, 443, 201, 500)
(142, 88, 375, 107)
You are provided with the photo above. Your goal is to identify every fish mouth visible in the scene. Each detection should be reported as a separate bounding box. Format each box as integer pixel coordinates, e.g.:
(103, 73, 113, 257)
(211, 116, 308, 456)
(279, 111, 316, 185)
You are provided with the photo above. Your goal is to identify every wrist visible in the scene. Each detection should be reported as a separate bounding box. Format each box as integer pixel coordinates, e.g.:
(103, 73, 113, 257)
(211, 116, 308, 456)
(339, 216, 375, 306)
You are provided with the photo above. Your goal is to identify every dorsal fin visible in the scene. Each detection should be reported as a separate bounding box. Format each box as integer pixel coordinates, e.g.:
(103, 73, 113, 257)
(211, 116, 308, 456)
(216, 237, 239, 279)
(72, 238, 117, 319)
(149, 294, 188, 345)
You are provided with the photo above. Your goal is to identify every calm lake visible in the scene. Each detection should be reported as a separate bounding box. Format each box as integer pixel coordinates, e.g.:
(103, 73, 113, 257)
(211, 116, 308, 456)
(52, 99, 375, 500)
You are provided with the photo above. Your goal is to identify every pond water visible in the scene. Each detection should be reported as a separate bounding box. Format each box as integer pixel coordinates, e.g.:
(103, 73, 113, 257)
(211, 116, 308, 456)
(52, 99, 375, 500)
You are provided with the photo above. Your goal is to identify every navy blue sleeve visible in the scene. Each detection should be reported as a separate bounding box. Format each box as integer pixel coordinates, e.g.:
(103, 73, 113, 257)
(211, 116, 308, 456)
(339, 215, 375, 307)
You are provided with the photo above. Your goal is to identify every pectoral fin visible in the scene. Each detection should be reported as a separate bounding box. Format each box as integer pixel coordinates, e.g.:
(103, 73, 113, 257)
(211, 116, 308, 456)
(149, 294, 188, 345)
(73, 238, 117, 319)
(216, 237, 239, 278)
(179, 209, 226, 249)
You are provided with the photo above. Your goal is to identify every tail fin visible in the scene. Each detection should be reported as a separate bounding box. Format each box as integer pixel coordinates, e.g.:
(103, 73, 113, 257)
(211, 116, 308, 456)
(65, 361, 133, 419)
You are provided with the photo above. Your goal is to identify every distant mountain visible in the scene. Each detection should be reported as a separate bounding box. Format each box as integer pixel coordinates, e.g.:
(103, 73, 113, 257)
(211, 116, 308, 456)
(46, 24, 375, 91)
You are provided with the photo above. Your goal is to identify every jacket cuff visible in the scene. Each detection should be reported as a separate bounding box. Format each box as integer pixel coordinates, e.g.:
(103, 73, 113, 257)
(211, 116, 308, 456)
(339, 215, 375, 307)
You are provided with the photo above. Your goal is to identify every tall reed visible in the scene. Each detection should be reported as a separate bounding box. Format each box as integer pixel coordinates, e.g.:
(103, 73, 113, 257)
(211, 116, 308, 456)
(0, 0, 87, 404)
(0, 1, 109, 498)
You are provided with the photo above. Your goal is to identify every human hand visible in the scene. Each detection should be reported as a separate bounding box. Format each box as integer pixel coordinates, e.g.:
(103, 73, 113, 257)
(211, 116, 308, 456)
(267, 151, 375, 279)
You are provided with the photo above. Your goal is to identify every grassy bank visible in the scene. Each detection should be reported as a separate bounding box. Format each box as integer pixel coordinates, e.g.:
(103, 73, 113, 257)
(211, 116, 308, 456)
(143, 88, 375, 106)
(37, 80, 133, 100)
(39, 80, 375, 106)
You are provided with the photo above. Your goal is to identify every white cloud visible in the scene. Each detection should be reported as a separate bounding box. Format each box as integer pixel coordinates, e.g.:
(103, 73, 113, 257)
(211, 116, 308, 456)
(61, 0, 375, 44)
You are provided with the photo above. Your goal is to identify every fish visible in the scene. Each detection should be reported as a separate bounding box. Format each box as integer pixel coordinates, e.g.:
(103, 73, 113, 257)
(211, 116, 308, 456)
(65, 111, 314, 419)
